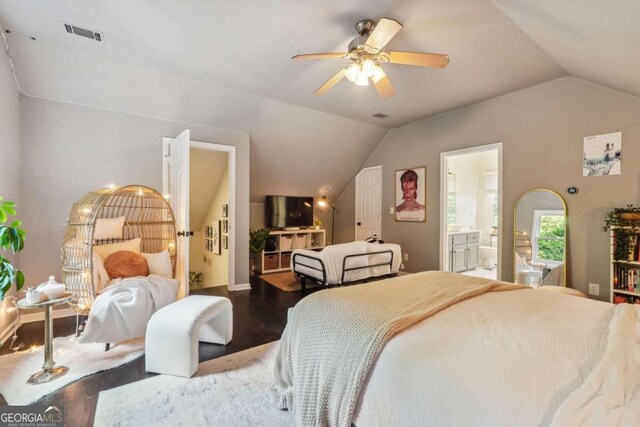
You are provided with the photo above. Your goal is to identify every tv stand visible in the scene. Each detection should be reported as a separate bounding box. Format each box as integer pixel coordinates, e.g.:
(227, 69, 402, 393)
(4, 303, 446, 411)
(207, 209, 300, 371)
(256, 229, 326, 274)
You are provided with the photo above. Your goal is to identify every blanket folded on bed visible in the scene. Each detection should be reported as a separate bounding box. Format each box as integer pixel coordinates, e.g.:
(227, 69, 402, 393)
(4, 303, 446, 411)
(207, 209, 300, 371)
(270, 271, 527, 427)
(551, 303, 640, 427)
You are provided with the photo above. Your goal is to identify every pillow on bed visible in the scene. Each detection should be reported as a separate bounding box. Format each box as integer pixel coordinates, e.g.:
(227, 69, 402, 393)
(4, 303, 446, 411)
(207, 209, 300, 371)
(104, 250, 149, 279)
(142, 250, 173, 278)
(94, 216, 126, 240)
(93, 237, 141, 260)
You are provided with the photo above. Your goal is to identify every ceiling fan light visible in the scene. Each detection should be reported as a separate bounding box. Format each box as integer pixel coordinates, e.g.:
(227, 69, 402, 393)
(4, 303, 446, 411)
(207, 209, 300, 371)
(345, 63, 359, 82)
(361, 59, 376, 77)
(355, 71, 369, 86)
(372, 64, 386, 83)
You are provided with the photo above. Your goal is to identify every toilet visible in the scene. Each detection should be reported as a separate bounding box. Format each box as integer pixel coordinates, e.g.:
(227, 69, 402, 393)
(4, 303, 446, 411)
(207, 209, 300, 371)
(478, 246, 497, 268)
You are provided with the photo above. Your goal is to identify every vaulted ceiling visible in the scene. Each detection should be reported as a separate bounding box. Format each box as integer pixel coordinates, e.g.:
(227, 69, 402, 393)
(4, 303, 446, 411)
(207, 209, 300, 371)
(0, 0, 637, 200)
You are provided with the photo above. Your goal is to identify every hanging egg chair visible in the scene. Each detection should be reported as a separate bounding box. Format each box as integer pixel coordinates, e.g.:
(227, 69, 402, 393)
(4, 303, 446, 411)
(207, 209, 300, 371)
(61, 185, 176, 318)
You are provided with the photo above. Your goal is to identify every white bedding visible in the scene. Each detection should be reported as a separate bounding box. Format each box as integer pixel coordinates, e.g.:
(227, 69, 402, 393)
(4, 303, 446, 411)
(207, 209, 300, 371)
(80, 274, 180, 344)
(291, 241, 402, 284)
(353, 288, 614, 426)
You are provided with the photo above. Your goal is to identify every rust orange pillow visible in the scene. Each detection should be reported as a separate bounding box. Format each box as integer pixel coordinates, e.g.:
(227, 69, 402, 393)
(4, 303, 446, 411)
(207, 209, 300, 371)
(104, 250, 149, 279)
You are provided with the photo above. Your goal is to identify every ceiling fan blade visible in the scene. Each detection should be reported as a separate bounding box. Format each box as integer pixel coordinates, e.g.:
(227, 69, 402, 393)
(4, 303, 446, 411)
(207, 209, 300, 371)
(292, 53, 348, 61)
(372, 71, 395, 98)
(365, 18, 403, 52)
(314, 68, 346, 96)
(386, 51, 450, 68)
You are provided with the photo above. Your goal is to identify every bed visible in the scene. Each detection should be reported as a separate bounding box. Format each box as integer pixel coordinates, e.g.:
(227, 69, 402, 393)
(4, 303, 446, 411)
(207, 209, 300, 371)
(291, 241, 402, 290)
(271, 271, 640, 427)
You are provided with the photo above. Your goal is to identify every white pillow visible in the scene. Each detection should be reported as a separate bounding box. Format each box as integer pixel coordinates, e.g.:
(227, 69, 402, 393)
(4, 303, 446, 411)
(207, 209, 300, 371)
(92, 253, 110, 293)
(94, 216, 126, 240)
(93, 237, 141, 261)
(142, 250, 173, 278)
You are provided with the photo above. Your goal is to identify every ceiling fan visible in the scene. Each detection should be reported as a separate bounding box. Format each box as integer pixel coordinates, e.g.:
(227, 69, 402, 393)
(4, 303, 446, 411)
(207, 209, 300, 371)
(292, 18, 449, 98)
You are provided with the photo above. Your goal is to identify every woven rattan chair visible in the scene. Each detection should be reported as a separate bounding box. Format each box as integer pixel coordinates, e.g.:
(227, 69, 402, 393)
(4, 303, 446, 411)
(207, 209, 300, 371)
(61, 185, 176, 333)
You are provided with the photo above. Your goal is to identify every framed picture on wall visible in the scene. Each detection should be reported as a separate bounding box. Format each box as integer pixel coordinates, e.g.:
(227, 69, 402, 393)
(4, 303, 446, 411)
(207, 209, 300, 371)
(222, 235, 228, 250)
(212, 220, 221, 255)
(222, 204, 228, 218)
(395, 166, 426, 222)
(205, 226, 212, 238)
(205, 239, 212, 252)
(222, 219, 228, 233)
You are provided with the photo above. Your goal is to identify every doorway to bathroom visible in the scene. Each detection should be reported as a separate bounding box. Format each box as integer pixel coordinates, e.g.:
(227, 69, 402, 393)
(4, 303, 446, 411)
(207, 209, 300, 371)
(439, 143, 502, 280)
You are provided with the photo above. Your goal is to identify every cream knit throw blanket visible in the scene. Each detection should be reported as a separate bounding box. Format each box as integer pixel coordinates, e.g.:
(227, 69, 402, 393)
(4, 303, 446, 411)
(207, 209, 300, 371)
(270, 271, 528, 427)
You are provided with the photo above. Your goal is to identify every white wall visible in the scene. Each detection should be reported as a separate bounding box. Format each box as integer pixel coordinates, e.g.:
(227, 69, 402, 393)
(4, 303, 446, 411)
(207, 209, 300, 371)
(335, 77, 640, 301)
(19, 97, 251, 290)
(448, 150, 498, 245)
(0, 40, 21, 338)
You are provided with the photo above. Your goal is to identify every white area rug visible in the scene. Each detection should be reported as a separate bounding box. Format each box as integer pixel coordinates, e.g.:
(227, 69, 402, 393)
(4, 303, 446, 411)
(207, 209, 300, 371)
(95, 341, 290, 427)
(0, 335, 144, 405)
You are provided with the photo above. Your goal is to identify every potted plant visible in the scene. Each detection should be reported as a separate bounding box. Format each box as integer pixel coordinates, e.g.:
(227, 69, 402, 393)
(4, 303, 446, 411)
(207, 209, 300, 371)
(0, 196, 26, 300)
(604, 204, 640, 261)
(249, 228, 271, 273)
(314, 219, 322, 230)
(189, 271, 203, 288)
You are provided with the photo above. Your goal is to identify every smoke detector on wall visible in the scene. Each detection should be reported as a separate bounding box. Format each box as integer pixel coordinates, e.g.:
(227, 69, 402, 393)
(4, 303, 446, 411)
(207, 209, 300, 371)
(62, 22, 103, 42)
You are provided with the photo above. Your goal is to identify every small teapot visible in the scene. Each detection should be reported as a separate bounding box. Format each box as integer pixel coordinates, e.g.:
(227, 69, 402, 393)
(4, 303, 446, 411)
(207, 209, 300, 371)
(37, 276, 66, 300)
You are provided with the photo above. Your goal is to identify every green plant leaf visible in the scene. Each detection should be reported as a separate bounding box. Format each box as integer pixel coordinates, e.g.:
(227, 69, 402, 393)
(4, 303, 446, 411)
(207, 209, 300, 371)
(15, 270, 24, 290)
(0, 210, 6, 224)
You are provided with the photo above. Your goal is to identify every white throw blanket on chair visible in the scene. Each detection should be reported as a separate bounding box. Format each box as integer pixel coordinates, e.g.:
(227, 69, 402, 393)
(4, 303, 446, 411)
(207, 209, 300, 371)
(80, 274, 180, 344)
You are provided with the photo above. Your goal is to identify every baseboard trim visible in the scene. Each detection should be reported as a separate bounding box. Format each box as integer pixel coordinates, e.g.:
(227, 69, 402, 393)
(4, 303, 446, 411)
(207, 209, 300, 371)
(20, 308, 76, 324)
(232, 283, 251, 291)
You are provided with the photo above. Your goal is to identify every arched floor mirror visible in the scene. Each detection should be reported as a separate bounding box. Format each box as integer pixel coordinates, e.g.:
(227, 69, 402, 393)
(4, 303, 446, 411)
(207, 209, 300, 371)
(514, 189, 567, 287)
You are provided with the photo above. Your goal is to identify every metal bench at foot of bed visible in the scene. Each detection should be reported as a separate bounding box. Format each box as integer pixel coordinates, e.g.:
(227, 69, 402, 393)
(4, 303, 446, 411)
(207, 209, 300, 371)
(292, 249, 396, 292)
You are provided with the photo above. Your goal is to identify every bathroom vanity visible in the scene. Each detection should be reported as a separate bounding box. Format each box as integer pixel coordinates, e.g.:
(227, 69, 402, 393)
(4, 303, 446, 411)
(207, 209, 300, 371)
(448, 231, 480, 272)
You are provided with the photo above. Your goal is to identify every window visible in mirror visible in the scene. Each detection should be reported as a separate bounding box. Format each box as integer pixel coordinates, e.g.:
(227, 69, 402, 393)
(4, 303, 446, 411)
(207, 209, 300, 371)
(532, 210, 565, 263)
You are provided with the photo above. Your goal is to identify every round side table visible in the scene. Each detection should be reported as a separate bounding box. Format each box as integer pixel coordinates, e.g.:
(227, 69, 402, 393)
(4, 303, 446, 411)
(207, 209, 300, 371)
(17, 293, 75, 385)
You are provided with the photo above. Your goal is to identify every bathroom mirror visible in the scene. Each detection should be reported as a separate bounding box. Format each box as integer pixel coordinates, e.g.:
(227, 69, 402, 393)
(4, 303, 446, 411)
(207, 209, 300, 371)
(513, 189, 566, 287)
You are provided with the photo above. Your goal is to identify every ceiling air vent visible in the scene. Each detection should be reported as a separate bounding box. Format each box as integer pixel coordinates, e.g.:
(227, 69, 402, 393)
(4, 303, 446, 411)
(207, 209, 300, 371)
(372, 113, 389, 119)
(63, 23, 103, 42)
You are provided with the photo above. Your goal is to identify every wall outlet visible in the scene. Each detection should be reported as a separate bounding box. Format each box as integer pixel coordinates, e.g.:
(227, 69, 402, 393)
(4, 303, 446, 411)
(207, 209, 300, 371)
(389, 207, 394, 214)
(588, 283, 600, 297)
(403, 253, 409, 261)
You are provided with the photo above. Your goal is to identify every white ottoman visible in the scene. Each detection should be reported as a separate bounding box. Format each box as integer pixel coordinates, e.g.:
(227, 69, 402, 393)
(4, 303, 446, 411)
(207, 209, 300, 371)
(145, 295, 233, 377)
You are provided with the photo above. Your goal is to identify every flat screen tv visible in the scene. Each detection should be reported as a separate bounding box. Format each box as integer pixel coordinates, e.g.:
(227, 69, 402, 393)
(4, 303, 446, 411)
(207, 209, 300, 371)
(265, 195, 314, 229)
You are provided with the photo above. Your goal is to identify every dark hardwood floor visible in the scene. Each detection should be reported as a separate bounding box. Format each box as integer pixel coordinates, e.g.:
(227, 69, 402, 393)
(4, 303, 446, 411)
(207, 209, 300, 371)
(0, 276, 323, 427)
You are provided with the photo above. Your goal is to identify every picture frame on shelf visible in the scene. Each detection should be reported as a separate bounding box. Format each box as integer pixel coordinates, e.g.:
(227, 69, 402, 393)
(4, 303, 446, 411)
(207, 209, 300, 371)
(222, 204, 228, 218)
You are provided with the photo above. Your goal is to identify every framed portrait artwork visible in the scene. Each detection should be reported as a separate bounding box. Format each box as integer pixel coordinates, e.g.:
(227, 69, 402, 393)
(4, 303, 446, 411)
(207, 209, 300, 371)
(205, 239, 212, 252)
(222, 235, 228, 250)
(222, 219, 228, 233)
(395, 167, 426, 222)
(222, 204, 228, 218)
(212, 220, 221, 255)
(205, 226, 212, 238)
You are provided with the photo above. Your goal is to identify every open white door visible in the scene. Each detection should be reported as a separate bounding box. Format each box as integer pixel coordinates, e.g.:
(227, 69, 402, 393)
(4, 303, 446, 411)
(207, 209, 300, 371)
(168, 129, 190, 298)
(355, 166, 382, 241)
